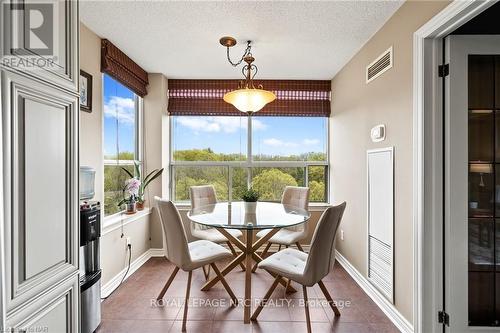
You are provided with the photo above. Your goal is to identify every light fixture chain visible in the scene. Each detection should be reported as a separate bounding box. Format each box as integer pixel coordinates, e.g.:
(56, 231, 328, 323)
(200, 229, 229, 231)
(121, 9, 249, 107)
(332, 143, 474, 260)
(226, 40, 252, 67)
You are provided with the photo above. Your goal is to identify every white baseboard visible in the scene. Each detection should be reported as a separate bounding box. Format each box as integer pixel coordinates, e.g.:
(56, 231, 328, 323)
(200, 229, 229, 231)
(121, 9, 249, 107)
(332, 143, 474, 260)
(101, 248, 163, 298)
(335, 250, 413, 333)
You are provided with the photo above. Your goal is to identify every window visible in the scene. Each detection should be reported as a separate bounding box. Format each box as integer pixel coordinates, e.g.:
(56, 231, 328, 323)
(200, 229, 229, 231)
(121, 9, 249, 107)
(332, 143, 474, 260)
(103, 74, 142, 216)
(170, 116, 328, 203)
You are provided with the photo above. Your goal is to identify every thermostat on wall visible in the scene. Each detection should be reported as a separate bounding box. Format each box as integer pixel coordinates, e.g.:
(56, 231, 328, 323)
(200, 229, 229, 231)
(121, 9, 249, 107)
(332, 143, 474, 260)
(370, 124, 386, 142)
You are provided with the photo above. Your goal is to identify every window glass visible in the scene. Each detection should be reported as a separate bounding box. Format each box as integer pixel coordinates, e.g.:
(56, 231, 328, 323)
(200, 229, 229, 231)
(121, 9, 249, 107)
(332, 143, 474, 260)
(103, 74, 140, 216)
(252, 117, 327, 161)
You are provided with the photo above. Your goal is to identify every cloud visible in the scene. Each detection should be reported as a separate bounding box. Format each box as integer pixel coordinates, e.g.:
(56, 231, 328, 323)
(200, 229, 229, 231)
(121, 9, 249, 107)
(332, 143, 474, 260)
(176, 116, 266, 134)
(303, 138, 320, 145)
(104, 96, 135, 124)
(263, 138, 298, 148)
(262, 138, 320, 148)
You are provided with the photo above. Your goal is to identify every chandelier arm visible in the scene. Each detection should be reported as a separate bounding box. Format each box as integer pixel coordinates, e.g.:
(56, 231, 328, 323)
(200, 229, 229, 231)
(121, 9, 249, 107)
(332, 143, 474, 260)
(226, 41, 252, 67)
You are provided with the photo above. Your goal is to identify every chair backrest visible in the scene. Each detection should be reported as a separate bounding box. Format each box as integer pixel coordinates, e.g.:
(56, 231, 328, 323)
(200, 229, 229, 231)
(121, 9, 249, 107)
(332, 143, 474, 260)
(190, 185, 217, 209)
(303, 202, 346, 285)
(155, 197, 191, 269)
(281, 186, 309, 210)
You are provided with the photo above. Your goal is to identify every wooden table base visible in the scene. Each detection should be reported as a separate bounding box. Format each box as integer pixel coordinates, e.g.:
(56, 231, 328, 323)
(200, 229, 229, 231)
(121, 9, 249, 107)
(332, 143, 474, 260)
(200, 227, 297, 323)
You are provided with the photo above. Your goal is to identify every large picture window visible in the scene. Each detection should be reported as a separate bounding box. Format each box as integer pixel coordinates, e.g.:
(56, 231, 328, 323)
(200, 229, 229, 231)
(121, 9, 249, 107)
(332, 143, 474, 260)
(170, 116, 328, 203)
(103, 74, 142, 216)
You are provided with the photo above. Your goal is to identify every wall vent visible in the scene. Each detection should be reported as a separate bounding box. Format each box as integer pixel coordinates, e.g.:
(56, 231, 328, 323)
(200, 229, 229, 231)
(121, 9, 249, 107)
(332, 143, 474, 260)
(366, 47, 393, 84)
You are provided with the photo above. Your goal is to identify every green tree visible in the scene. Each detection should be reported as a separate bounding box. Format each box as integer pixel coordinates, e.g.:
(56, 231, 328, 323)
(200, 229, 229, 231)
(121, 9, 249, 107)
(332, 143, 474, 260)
(252, 169, 298, 201)
(309, 180, 325, 202)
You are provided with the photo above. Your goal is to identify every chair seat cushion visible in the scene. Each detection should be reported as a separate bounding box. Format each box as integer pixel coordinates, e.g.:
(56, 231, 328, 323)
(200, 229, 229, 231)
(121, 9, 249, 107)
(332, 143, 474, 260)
(258, 248, 311, 285)
(186, 240, 232, 270)
(256, 228, 306, 245)
(192, 227, 242, 243)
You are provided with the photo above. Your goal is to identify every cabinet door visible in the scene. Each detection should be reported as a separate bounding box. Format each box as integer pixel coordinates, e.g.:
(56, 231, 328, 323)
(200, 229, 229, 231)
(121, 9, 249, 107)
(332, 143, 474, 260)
(6, 275, 79, 333)
(0, 0, 78, 92)
(1, 69, 79, 314)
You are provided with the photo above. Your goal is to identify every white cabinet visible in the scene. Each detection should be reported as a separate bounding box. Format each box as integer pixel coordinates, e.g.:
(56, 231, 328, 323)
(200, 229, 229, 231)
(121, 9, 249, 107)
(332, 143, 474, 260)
(0, 0, 79, 331)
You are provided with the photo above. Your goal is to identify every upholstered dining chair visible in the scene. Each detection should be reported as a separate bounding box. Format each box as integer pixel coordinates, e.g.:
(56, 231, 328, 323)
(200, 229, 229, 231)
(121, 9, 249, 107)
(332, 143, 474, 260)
(251, 202, 347, 333)
(189, 185, 245, 278)
(252, 186, 310, 272)
(154, 197, 238, 332)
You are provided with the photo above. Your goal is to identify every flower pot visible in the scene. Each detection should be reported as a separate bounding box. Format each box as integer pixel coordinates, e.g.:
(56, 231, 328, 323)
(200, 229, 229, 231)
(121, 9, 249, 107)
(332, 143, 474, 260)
(244, 201, 257, 214)
(136, 201, 145, 211)
(126, 201, 137, 215)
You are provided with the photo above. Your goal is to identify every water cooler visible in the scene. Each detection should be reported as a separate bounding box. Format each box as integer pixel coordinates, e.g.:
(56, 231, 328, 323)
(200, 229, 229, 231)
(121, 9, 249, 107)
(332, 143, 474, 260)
(80, 167, 101, 333)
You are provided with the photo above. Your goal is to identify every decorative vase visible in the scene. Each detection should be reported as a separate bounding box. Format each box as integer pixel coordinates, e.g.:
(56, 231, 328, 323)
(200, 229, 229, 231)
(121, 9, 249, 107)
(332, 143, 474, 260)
(244, 201, 257, 214)
(126, 200, 136, 215)
(136, 201, 145, 211)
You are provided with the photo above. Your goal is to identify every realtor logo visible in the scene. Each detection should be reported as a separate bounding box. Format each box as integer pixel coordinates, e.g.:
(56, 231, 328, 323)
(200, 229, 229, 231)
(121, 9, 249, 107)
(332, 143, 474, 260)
(1, 2, 58, 69)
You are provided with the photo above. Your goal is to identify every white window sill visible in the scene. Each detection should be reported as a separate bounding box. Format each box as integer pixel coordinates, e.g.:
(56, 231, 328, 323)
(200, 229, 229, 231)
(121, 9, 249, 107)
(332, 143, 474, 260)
(102, 208, 152, 236)
(175, 202, 330, 212)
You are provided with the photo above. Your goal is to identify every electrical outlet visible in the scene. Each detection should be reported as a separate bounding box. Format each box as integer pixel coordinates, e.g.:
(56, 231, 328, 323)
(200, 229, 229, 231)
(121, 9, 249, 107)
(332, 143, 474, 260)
(340, 229, 344, 241)
(126, 237, 131, 247)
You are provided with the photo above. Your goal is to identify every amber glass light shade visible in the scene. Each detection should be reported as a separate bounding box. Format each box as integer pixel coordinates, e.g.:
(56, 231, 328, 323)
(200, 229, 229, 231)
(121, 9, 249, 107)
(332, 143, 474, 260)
(223, 88, 276, 113)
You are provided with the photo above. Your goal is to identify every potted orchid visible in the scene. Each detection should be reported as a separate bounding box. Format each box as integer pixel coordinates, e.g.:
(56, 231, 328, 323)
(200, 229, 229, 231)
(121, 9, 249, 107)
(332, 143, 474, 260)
(118, 178, 141, 214)
(121, 161, 163, 211)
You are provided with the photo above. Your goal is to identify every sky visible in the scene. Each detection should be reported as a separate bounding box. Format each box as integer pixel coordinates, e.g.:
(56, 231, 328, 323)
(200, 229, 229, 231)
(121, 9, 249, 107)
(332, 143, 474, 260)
(103, 74, 327, 159)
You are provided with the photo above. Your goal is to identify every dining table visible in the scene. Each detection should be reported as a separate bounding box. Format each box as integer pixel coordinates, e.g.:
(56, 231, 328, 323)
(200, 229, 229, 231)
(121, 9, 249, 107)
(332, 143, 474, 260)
(187, 201, 311, 323)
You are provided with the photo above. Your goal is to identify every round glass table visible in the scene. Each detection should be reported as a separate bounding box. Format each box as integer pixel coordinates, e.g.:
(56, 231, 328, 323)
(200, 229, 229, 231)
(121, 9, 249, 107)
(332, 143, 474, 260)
(187, 201, 311, 323)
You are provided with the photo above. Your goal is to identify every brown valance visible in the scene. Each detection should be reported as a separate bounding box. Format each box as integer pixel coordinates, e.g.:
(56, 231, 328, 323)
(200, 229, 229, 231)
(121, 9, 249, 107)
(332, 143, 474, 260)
(168, 80, 331, 117)
(101, 39, 149, 97)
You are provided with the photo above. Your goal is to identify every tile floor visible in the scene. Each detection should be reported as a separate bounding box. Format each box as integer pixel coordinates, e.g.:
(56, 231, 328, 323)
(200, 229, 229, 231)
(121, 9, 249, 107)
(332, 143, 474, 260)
(97, 257, 399, 332)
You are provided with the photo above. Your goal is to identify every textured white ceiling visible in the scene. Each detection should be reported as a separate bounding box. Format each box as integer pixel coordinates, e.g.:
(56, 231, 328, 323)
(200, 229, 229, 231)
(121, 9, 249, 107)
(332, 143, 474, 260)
(80, 0, 403, 80)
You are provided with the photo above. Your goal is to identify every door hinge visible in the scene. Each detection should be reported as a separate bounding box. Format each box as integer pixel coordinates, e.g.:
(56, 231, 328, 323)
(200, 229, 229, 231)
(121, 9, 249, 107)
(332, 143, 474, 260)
(438, 310, 450, 326)
(438, 64, 450, 77)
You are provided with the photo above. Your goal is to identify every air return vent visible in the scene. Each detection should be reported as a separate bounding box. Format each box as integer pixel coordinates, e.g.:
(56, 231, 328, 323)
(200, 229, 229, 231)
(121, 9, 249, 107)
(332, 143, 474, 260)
(366, 47, 393, 84)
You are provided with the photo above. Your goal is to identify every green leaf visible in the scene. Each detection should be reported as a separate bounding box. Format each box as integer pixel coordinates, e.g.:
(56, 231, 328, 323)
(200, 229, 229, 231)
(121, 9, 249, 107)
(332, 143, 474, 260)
(143, 169, 163, 189)
(134, 160, 141, 179)
(121, 167, 134, 178)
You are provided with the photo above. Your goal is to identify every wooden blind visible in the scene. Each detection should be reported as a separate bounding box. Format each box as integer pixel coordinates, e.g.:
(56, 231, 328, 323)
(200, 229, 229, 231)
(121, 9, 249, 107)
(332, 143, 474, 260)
(168, 79, 331, 117)
(101, 39, 149, 97)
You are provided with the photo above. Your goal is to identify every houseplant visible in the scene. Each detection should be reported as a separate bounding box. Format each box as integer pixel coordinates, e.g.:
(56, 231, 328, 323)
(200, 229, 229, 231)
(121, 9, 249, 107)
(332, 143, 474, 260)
(118, 178, 141, 214)
(121, 161, 164, 210)
(242, 188, 259, 214)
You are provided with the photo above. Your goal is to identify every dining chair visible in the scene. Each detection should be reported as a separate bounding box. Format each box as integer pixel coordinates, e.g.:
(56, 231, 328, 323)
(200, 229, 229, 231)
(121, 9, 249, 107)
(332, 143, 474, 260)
(252, 186, 310, 272)
(189, 185, 245, 278)
(251, 202, 347, 333)
(154, 197, 238, 332)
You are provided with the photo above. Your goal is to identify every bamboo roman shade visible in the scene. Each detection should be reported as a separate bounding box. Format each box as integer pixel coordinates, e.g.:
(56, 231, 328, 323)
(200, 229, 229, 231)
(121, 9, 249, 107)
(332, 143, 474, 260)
(168, 80, 331, 117)
(101, 39, 149, 97)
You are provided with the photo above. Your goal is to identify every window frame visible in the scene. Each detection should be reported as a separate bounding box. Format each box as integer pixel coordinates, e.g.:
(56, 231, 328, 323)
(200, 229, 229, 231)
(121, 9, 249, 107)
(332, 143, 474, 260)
(169, 116, 329, 203)
(103, 74, 144, 218)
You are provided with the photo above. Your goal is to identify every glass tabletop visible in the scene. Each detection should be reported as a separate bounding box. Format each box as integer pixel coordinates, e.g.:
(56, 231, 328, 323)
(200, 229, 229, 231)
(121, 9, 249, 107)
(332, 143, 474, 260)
(187, 201, 311, 230)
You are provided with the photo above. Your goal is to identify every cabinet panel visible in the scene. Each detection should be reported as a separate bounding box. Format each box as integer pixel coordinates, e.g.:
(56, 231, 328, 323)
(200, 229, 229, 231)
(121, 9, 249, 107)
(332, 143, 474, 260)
(1, 69, 79, 313)
(6, 275, 79, 333)
(0, 0, 78, 92)
(496, 56, 500, 109)
(468, 55, 495, 110)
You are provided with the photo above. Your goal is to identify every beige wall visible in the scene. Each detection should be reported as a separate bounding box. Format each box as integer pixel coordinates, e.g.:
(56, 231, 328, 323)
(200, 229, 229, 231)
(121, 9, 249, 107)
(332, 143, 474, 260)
(330, 0, 449, 324)
(143, 73, 169, 249)
(80, 23, 153, 286)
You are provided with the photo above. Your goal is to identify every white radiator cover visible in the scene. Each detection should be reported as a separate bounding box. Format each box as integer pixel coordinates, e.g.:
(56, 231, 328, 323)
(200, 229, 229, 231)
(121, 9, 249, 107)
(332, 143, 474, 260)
(367, 147, 394, 302)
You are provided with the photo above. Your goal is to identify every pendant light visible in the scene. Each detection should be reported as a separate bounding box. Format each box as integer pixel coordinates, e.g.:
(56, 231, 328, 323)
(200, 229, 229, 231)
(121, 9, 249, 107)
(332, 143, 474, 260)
(220, 36, 276, 114)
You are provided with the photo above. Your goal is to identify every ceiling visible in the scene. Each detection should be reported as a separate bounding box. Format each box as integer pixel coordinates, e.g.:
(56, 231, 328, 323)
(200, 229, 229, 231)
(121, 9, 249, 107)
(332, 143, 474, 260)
(80, 0, 403, 80)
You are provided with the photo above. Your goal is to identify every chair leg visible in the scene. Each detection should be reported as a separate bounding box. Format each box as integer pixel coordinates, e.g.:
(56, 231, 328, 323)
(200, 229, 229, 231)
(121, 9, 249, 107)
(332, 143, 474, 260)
(317, 280, 340, 316)
(156, 266, 179, 300)
(302, 285, 312, 333)
(251, 275, 281, 321)
(252, 242, 272, 272)
(284, 278, 291, 297)
(227, 241, 246, 271)
(202, 265, 209, 280)
(210, 263, 238, 305)
(182, 271, 193, 332)
(295, 242, 304, 252)
(278, 244, 282, 251)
